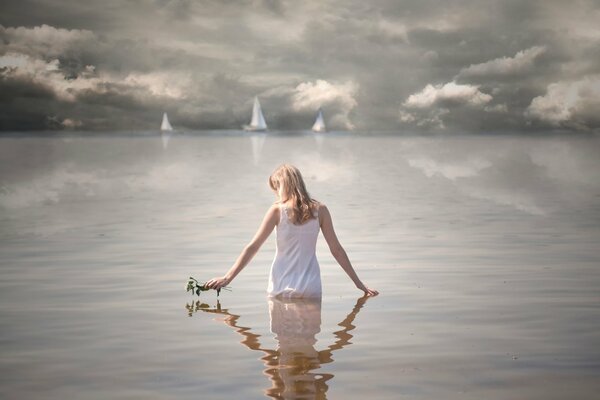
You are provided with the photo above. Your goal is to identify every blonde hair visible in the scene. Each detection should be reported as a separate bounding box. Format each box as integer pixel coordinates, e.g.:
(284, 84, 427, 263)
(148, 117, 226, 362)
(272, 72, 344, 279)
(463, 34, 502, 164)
(269, 164, 318, 225)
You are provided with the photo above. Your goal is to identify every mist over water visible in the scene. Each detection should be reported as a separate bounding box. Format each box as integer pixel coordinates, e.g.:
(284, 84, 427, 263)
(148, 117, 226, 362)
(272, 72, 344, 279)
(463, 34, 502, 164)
(1, 132, 599, 399)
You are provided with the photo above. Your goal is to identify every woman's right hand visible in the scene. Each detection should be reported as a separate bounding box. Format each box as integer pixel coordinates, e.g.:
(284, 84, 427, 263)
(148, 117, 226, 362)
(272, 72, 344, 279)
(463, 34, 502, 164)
(205, 276, 230, 290)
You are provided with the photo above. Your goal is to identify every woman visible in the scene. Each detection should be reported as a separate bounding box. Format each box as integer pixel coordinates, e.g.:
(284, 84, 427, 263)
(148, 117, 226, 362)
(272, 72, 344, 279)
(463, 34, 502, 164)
(206, 164, 378, 297)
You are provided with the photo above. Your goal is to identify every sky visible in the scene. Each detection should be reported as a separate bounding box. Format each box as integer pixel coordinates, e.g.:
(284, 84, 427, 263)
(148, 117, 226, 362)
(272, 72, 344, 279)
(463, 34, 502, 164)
(0, 0, 599, 132)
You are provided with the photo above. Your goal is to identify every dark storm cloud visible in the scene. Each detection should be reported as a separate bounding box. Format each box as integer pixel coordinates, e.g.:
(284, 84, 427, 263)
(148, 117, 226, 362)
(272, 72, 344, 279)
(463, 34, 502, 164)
(0, 0, 599, 131)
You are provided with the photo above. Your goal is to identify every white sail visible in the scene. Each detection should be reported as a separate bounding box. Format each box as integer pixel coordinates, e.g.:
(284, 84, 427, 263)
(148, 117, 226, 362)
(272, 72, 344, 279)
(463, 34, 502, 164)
(244, 97, 267, 131)
(161, 112, 173, 131)
(312, 108, 326, 132)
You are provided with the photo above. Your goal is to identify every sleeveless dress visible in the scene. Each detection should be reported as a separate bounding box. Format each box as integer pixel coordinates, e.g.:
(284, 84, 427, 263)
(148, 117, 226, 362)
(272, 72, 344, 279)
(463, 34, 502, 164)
(267, 204, 322, 298)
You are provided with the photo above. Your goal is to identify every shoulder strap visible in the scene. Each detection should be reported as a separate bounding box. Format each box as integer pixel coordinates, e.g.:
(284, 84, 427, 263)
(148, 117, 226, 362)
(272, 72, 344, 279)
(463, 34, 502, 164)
(279, 204, 289, 224)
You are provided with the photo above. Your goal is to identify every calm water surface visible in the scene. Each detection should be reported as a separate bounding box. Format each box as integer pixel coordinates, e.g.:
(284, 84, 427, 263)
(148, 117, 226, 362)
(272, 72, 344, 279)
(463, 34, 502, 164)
(1, 131, 599, 399)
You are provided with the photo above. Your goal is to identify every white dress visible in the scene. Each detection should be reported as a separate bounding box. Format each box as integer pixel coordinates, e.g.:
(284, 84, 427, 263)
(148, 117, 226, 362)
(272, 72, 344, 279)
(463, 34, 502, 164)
(267, 204, 322, 298)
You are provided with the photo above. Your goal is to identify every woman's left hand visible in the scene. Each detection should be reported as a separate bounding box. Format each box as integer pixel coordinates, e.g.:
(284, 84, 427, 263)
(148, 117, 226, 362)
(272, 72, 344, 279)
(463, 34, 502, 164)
(362, 287, 379, 296)
(357, 283, 379, 296)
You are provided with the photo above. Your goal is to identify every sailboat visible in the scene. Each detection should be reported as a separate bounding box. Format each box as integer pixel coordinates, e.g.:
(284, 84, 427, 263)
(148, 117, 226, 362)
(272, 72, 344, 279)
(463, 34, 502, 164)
(160, 112, 173, 149)
(311, 108, 326, 132)
(243, 97, 268, 131)
(161, 112, 173, 131)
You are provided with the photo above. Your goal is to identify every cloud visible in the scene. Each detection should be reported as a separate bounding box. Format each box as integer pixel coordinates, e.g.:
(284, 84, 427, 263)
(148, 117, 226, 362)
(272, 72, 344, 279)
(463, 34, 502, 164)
(291, 80, 357, 111)
(376, 18, 409, 44)
(457, 46, 546, 80)
(260, 79, 359, 130)
(0, 53, 101, 102)
(403, 81, 492, 109)
(0, 52, 192, 104)
(399, 81, 492, 129)
(525, 76, 600, 130)
(122, 72, 191, 100)
(0, 45, 209, 130)
(290, 80, 358, 129)
(0, 24, 96, 59)
(0, 1, 600, 132)
(400, 107, 449, 129)
(0, 53, 185, 109)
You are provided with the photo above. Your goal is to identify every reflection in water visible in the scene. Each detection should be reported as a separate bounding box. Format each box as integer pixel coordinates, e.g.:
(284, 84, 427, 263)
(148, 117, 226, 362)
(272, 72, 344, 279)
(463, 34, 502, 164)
(187, 296, 370, 399)
(160, 131, 172, 149)
(313, 133, 325, 153)
(250, 133, 267, 165)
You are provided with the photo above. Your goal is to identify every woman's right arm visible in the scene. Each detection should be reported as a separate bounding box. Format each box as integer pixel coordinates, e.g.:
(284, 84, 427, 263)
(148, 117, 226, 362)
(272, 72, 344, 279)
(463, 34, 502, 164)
(206, 204, 279, 290)
(319, 205, 379, 296)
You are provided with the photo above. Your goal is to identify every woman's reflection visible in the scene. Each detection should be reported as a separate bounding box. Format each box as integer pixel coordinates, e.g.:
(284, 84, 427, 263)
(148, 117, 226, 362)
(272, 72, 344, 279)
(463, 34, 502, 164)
(186, 295, 371, 399)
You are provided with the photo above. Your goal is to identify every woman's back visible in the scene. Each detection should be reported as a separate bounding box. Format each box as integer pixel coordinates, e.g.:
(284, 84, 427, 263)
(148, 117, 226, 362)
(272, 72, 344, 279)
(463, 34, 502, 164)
(267, 203, 322, 298)
(206, 163, 378, 298)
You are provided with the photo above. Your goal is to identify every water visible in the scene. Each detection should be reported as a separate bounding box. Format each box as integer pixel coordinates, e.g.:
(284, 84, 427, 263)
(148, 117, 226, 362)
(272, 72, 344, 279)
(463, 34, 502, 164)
(1, 131, 599, 399)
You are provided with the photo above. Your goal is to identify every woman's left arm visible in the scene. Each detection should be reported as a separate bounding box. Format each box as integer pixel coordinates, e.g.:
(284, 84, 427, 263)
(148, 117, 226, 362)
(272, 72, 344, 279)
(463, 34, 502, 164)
(320, 205, 379, 296)
(206, 205, 279, 290)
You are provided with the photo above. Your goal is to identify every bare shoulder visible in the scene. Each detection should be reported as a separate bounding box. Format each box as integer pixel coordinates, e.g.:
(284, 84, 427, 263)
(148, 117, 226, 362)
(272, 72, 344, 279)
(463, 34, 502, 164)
(316, 202, 331, 225)
(268, 203, 281, 214)
(266, 203, 281, 224)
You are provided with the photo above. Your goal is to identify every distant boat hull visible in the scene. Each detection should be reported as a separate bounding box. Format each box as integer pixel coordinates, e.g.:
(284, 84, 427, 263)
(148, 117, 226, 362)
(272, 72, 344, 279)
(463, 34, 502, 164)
(243, 125, 268, 132)
(312, 126, 326, 133)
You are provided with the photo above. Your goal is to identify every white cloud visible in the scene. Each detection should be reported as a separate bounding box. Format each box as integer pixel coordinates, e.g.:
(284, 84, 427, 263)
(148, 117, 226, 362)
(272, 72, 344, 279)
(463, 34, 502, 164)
(279, 79, 359, 130)
(399, 110, 416, 123)
(1, 24, 191, 108)
(403, 81, 492, 109)
(0, 52, 190, 102)
(0, 24, 96, 58)
(0, 53, 101, 101)
(525, 76, 600, 128)
(123, 72, 191, 99)
(291, 79, 357, 111)
(407, 108, 449, 129)
(399, 81, 492, 129)
(458, 46, 546, 79)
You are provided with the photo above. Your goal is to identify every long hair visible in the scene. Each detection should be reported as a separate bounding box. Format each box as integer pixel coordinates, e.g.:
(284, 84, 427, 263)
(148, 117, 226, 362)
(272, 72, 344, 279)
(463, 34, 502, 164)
(269, 164, 318, 225)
